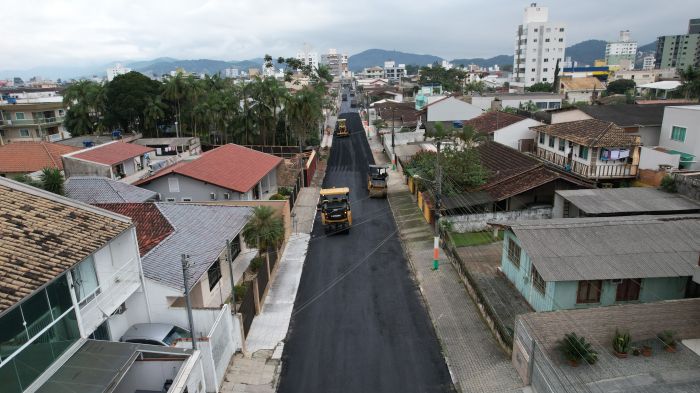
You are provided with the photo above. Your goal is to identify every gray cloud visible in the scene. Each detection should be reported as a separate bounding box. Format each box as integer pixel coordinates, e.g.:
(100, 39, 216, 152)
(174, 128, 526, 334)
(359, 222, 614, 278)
(1, 0, 696, 72)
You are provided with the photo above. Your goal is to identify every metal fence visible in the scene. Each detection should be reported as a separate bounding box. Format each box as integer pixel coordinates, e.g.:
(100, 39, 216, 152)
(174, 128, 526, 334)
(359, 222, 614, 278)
(239, 282, 256, 336)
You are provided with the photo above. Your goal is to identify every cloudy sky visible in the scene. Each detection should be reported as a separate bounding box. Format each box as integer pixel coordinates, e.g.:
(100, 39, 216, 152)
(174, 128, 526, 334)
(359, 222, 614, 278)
(1, 0, 696, 73)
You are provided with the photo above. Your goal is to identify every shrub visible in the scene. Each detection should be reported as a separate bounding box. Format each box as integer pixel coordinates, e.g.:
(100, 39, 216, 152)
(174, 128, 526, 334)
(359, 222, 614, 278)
(612, 329, 631, 354)
(660, 175, 677, 193)
(558, 332, 598, 365)
(278, 187, 293, 196)
(657, 330, 676, 347)
(269, 193, 286, 200)
(234, 283, 248, 301)
(250, 256, 264, 273)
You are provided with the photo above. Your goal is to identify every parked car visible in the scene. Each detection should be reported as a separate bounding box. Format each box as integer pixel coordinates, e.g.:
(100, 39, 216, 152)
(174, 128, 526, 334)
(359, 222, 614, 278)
(120, 323, 191, 346)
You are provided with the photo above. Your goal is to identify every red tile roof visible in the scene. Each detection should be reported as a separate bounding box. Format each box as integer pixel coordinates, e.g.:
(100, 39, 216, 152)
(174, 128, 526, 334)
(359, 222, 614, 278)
(0, 142, 81, 174)
(70, 142, 154, 166)
(463, 111, 527, 134)
(95, 203, 174, 256)
(136, 144, 283, 193)
(531, 119, 639, 147)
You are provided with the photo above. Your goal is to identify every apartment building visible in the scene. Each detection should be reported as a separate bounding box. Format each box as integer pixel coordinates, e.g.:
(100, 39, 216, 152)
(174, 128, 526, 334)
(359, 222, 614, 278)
(320, 48, 349, 79)
(296, 46, 319, 72)
(106, 63, 131, 82)
(605, 30, 637, 69)
(512, 3, 566, 88)
(383, 61, 406, 82)
(0, 89, 70, 143)
(655, 18, 700, 69)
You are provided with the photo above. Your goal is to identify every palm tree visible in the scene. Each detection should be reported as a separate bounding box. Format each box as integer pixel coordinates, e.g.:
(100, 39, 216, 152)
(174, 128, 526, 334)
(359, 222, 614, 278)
(161, 72, 186, 136)
(241, 206, 285, 268)
(455, 124, 486, 148)
(679, 66, 700, 99)
(144, 96, 167, 137)
(39, 168, 64, 195)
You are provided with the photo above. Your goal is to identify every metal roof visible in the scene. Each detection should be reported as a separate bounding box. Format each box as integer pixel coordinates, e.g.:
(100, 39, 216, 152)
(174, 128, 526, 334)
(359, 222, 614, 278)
(66, 176, 158, 203)
(142, 203, 253, 291)
(36, 339, 192, 393)
(497, 215, 700, 282)
(556, 188, 700, 215)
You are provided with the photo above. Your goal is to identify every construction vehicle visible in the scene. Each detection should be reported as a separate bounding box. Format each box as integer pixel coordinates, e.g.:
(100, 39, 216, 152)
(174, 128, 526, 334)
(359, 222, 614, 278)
(367, 164, 389, 198)
(319, 187, 352, 234)
(336, 118, 349, 138)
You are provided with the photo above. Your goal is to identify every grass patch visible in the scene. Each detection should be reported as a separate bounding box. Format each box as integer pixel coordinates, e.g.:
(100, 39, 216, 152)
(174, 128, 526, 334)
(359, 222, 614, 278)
(449, 230, 503, 247)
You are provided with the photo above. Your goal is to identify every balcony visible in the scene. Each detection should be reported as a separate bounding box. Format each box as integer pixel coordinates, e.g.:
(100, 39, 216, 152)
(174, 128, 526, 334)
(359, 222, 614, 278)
(0, 116, 66, 128)
(536, 147, 638, 179)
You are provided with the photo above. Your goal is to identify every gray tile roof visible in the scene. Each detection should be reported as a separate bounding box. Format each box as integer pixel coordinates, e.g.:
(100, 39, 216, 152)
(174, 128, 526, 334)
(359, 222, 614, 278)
(65, 176, 158, 203)
(497, 215, 700, 282)
(556, 188, 700, 215)
(142, 204, 253, 291)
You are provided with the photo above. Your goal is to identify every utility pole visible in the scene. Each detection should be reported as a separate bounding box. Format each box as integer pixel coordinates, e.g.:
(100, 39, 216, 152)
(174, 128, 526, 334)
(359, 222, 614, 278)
(391, 107, 396, 170)
(226, 239, 236, 312)
(181, 254, 197, 350)
(433, 140, 442, 271)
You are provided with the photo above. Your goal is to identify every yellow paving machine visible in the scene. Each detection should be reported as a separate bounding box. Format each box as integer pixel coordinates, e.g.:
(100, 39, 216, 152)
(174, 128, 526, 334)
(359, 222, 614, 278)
(336, 118, 349, 138)
(367, 164, 389, 198)
(318, 187, 352, 234)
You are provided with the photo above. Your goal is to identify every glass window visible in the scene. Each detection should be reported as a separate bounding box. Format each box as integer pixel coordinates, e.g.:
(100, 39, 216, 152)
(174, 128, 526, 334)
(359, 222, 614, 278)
(616, 278, 641, 301)
(20, 290, 52, 340)
(15, 112, 25, 120)
(207, 261, 222, 290)
(46, 276, 73, 320)
(579, 146, 589, 160)
(548, 135, 555, 148)
(532, 265, 546, 294)
(507, 238, 521, 268)
(71, 256, 100, 306)
(0, 307, 27, 362)
(539, 132, 545, 144)
(577, 280, 602, 304)
(0, 361, 23, 393)
(19, 129, 30, 137)
(558, 138, 565, 152)
(671, 126, 686, 142)
(163, 326, 191, 346)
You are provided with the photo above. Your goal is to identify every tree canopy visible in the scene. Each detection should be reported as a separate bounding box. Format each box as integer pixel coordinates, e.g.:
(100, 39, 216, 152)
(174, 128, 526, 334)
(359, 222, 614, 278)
(419, 64, 466, 92)
(527, 82, 553, 92)
(606, 79, 636, 95)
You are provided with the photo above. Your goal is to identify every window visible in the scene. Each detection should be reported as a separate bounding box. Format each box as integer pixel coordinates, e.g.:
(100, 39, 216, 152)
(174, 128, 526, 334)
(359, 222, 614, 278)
(558, 138, 565, 152)
(181, 197, 192, 202)
(543, 68, 548, 72)
(531, 68, 536, 72)
(539, 132, 545, 144)
(545, 38, 550, 42)
(19, 129, 30, 137)
(507, 238, 521, 268)
(168, 177, 180, 193)
(579, 146, 589, 160)
(559, 28, 565, 32)
(532, 265, 545, 294)
(207, 261, 222, 290)
(533, 38, 538, 42)
(230, 235, 241, 261)
(616, 278, 641, 301)
(71, 256, 100, 306)
(15, 112, 25, 120)
(534, 28, 538, 32)
(548, 135, 555, 148)
(166, 197, 176, 202)
(671, 126, 686, 142)
(544, 58, 549, 62)
(576, 280, 602, 304)
(558, 38, 563, 42)
(542, 78, 548, 82)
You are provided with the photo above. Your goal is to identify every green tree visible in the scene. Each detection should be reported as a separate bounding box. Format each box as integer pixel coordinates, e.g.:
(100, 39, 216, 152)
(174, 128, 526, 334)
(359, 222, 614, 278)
(143, 95, 167, 137)
(104, 72, 161, 132)
(39, 168, 64, 195)
(419, 64, 467, 92)
(63, 80, 106, 136)
(527, 82, 553, 92)
(679, 66, 700, 99)
(606, 79, 636, 95)
(464, 80, 486, 95)
(241, 206, 285, 266)
(161, 72, 187, 134)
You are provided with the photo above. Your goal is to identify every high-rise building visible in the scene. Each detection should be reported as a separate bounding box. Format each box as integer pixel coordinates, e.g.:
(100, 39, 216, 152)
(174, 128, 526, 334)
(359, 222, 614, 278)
(320, 48, 349, 79)
(106, 63, 131, 82)
(512, 3, 566, 88)
(605, 30, 637, 70)
(655, 18, 700, 69)
(383, 61, 406, 81)
(642, 56, 656, 70)
(296, 45, 319, 71)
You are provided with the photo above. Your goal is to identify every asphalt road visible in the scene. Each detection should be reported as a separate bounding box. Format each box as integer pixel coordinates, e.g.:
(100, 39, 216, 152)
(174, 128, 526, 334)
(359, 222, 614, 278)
(277, 93, 454, 393)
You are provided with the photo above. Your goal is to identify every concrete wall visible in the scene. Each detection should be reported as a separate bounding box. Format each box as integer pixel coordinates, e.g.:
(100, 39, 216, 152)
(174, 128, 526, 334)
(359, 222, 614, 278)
(493, 118, 541, 150)
(114, 359, 186, 393)
(447, 208, 552, 232)
(500, 230, 554, 312)
(635, 125, 661, 146)
(550, 109, 591, 124)
(639, 146, 680, 170)
(674, 173, 700, 201)
(659, 106, 700, 170)
(140, 173, 248, 202)
(427, 97, 483, 122)
(62, 156, 112, 179)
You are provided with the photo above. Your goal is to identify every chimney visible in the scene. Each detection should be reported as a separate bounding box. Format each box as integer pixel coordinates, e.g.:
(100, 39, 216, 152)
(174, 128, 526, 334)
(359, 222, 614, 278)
(491, 98, 503, 111)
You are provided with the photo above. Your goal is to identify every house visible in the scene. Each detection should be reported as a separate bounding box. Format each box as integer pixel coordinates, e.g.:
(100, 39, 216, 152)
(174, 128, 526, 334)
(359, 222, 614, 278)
(553, 187, 700, 218)
(131, 136, 202, 158)
(0, 141, 81, 177)
(463, 111, 543, 151)
(532, 119, 641, 182)
(62, 141, 155, 183)
(0, 90, 71, 143)
(65, 176, 158, 203)
(0, 178, 207, 393)
(576, 104, 679, 146)
(420, 96, 483, 124)
(495, 215, 700, 312)
(375, 101, 420, 129)
(135, 144, 282, 202)
(558, 76, 606, 104)
(95, 203, 253, 322)
(647, 105, 700, 170)
(468, 92, 564, 112)
(512, 298, 700, 391)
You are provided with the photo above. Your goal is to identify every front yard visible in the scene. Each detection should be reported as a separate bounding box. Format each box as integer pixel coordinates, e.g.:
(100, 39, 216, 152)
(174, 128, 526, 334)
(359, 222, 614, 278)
(448, 230, 503, 247)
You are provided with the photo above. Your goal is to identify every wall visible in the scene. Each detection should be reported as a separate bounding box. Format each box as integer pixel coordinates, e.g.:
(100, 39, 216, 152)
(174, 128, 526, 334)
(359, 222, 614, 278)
(565, 91, 595, 104)
(550, 109, 591, 124)
(447, 208, 552, 232)
(114, 359, 186, 393)
(427, 97, 483, 122)
(500, 231, 554, 312)
(639, 146, 680, 170)
(199, 200, 292, 243)
(659, 106, 700, 170)
(674, 173, 700, 201)
(62, 156, 112, 179)
(493, 118, 541, 150)
(635, 125, 661, 146)
(139, 173, 247, 202)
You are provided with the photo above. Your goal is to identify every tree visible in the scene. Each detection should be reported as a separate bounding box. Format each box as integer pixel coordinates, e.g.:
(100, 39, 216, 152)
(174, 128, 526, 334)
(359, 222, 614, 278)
(241, 206, 285, 267)
(143, 95, 167, 137)
(679, 66, 700, 99)
(527, 82, 553, 92)
(552, 59, 561, 93)
(104, 72, 161, 132)
(39, 168, 64, 195)
(418, 64, 467, 92)
(161, 72, 187, 135)
(63, 80, 106, 136)
(464, 81, 486, 95)
(405, 64, 420, 75)
(606, 79, 636, 95)
(500, 64, 513, 72)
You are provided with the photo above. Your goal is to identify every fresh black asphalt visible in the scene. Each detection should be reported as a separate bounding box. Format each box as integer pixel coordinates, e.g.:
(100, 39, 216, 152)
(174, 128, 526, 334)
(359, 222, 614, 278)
(277, 105, 455, 392)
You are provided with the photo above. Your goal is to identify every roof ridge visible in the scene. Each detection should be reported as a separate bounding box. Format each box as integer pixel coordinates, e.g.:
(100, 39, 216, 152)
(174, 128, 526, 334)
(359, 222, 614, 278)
(105, 178, 128, 202)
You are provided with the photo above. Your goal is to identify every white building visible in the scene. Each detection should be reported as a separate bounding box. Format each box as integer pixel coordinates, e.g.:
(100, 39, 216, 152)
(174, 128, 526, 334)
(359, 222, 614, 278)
(224, 67, 240, 78)
(642, 56, 656, 70)
(639, 105, 700, 170)
(296, 46, 319, 72)
(106, 63, 132, 82)
(605, 30, 638, 70)
(512, 3, 566, 88)
(383, 60, 406, 81)
(320, 48, 349, 79)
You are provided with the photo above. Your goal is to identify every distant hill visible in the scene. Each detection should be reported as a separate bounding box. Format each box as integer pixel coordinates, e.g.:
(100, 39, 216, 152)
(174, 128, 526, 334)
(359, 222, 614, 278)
(564, 39, 607, 66)
(452, 55, 514, 69)
(131, 58, 264, 77)
(348, 49, 442, 72)
(638, 41, 656, 53)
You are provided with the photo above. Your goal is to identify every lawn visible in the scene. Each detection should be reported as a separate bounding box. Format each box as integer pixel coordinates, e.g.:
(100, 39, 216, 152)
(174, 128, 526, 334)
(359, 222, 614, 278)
(449, 230, 503, 247)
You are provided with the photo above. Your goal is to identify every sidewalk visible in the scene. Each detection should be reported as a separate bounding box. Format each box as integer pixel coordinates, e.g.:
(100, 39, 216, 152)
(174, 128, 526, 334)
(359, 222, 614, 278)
(366, 134, 525, 393)
(221, 185, 320, 393)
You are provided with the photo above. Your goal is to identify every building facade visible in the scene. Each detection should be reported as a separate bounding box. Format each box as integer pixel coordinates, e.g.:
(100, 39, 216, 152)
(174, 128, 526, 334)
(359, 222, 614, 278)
(383, 61, 406, 81)
(296, 47, 319, 72)
(512, 3, 566, 87)
(320, 49, 349, 79)
(656, 105, 700, 170)
(0, 97, 70, 143)
(605, 30, 637, 69)
(655, 19, 700, 69)
(106, 63, 132, 82)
